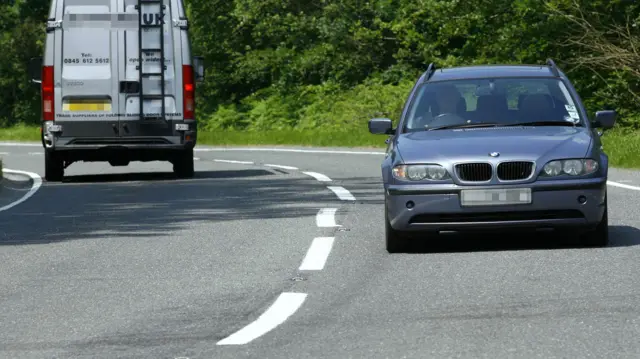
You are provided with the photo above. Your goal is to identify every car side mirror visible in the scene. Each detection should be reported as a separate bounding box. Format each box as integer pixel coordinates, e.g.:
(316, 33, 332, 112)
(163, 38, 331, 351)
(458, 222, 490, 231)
(29, 57, 43, 84)
(368, 118, 394, 135)
(593, 110, 616, 130)
(193, 56, 205, 83)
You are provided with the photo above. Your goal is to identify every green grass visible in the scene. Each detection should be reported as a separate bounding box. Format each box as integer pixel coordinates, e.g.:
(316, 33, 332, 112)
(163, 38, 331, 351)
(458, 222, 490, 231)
(600, 129, 640, 169)
(0, 124, 40, 142)
(1, 124, 639, 168)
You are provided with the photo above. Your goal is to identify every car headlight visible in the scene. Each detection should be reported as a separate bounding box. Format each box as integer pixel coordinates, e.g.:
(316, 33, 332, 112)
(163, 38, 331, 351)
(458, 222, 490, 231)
(392, 164, 450, 181)
(541, 159, 599, 177)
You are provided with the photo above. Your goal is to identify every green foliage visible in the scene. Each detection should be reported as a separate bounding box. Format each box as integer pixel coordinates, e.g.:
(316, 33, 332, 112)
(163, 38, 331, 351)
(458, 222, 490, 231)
(1, 0, 640, 131)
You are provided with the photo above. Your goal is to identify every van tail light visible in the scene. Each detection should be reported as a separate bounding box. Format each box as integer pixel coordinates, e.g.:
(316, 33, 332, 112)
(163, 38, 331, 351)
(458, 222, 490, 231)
(42, 66, 54, 121)
(182, 65, 195, 120)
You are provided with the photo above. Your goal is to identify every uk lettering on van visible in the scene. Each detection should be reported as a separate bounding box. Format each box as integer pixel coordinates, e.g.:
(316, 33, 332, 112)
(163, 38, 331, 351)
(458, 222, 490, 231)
(143, 13, 165, 26)
(61, 13, 166, 27)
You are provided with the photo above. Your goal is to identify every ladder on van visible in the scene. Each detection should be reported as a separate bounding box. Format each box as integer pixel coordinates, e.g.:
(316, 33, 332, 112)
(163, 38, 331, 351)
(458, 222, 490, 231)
(136, 0, 167, 123)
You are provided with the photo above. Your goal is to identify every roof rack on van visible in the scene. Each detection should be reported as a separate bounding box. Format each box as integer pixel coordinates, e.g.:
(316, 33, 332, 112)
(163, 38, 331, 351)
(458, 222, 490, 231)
(546, 58, 560, 77)
(421, 62, 437, 83)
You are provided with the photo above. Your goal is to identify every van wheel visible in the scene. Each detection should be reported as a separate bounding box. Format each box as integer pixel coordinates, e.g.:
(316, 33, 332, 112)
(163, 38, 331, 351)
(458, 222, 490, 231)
(44, 150, 64, 182)
(173, 149, 194, 178)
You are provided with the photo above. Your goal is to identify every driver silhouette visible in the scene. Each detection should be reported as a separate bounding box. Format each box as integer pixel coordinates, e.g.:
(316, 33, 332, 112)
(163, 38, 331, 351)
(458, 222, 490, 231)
(412, 84, 466, 129)
(434, 84, 463, 116)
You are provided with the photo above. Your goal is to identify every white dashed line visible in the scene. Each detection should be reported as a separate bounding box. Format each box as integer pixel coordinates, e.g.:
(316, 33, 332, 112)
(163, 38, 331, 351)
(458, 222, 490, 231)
(216, 292, 308, 345)
(193, 157, 200, 161)
(316, 208, 340, 227)
(299, 237, 335, 271)
(607, 180, 640, 191)
(264, 164, 298, 170)
(303, 171, 332, 182)
(214, 159, 254, 165)
(327, 186, 356, 201)
(0, 152, 9, 155)
(0, 169, 43, 212)
(28, 152, 42, 155)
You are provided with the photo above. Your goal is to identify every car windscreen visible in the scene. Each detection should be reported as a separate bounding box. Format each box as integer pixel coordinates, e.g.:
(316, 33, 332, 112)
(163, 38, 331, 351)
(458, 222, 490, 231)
(402, 77, 584, 132)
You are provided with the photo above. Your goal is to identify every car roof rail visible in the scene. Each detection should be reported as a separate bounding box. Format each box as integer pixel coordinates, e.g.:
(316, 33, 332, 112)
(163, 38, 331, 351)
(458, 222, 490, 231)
(546, 58, 560, 77)
(420, 62, 437, 83)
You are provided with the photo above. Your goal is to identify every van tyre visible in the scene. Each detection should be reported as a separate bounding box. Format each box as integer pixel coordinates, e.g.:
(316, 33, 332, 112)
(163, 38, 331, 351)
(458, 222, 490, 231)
(44, 150, 64, 182)
(580, 195, 609, 247)
(173, 149, 194, 178)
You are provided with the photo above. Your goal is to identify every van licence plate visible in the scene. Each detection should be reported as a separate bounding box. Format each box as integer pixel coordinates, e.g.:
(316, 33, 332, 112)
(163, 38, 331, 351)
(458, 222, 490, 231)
(63, 101, 112, 111)
(460, 188, 532, 207)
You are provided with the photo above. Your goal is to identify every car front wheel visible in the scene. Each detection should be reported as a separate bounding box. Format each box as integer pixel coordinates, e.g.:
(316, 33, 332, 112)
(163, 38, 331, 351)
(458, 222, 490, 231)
(384, 199, 410, 253)
(580, 196, 609, 247)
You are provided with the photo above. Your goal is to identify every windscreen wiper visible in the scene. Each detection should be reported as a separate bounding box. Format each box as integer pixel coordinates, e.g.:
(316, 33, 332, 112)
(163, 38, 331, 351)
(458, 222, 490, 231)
(502, 120, 581, 127)
(426, 123, 500, 131)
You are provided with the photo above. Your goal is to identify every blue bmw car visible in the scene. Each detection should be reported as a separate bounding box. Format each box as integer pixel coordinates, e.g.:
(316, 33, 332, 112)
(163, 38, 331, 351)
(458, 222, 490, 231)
(369, 60, 616, 253)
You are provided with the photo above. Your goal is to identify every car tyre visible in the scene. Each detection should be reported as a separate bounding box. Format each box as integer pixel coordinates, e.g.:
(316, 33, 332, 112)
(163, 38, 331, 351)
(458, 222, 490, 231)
(44, 150, 64, 182)
(580, 195, 609, 248)
(384, 201, 410, 253)
(173, 148, 194, 178)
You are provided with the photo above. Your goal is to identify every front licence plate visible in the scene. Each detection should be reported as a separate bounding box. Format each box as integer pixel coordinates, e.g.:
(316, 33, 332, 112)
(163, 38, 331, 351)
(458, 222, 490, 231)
(460, 188, 532, 207)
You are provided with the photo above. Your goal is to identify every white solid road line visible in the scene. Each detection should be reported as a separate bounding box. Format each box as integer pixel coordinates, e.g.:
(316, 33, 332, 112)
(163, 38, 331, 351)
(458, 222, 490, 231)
(606, 180, 640, 191)
(316, 208, 340, 227)
(0, 142, 40, 147)
(299, 237, 336, 271)
(0, 169, 43, 212)
(216, 292, 308, 345)
(214, 159, 254, 165)
(264, 164, 299, 170)
(302, 171, 332, 182)
(195, 147, 385, 155)
(328, 186, 356, 201)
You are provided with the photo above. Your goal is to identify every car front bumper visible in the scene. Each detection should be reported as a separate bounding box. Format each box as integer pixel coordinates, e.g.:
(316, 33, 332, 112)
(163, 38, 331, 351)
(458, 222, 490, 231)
(385, 177, 607, 232)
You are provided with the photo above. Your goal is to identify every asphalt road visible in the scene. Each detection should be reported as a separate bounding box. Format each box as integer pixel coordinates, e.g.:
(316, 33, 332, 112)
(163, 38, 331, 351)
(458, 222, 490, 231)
(1, 143, 640, 358)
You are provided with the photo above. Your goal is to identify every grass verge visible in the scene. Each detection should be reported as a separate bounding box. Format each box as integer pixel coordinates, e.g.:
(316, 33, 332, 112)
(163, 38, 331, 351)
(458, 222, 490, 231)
(1, 124, 638, 168)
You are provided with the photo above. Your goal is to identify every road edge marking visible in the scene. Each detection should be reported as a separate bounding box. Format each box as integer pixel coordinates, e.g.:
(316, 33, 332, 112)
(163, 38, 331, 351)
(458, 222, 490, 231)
(214, 159, 254, 165)
(0, 142, 386, 154)
(299, 237, 336, 271)
(0, 169, 43, 212)
(196, 147, 385, 155)
(0, 142, 41, 147)
(216, 292, 308, 345)
(607, 180, 640, 191)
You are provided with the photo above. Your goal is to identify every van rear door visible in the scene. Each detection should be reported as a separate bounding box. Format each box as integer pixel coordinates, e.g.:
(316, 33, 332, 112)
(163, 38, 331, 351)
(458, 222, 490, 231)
(119, 0, 178, 138)
(55, 1, 120, 139)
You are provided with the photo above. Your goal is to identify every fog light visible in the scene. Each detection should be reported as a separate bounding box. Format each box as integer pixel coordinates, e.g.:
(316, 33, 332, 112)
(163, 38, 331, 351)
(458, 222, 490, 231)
(578, 195, 587, 204)
(406, 201, 415, 209)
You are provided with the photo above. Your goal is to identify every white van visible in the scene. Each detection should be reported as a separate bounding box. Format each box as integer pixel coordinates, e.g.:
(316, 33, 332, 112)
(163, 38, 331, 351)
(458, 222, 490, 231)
(29, 0, 205, 181)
